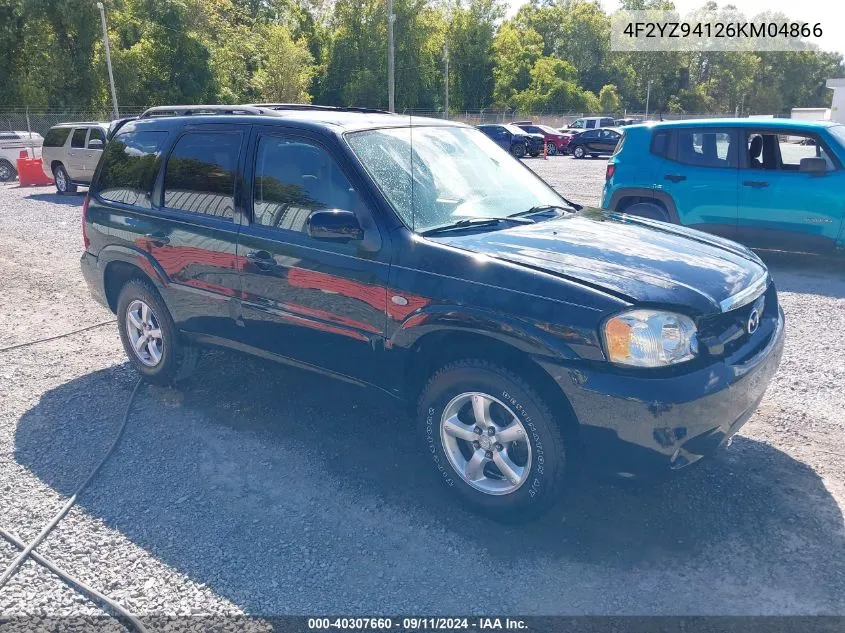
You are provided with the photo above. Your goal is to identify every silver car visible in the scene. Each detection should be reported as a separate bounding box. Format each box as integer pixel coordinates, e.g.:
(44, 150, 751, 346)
(41, 122, 109, 194)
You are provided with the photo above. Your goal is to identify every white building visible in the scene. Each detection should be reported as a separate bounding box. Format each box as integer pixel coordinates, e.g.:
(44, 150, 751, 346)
(790, 107, 831, 122)
(827, 78, 845, 124)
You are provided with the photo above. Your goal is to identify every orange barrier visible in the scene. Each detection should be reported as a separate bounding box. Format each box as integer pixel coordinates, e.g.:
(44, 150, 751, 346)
(16, 151, 53, 186)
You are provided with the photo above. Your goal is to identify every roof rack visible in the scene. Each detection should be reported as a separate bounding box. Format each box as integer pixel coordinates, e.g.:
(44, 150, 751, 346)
(247, 103, 393, 115)
(139, 105, 282, 118)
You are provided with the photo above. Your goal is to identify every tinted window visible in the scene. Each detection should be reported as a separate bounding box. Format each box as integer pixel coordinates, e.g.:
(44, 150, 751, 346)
(163, 132, 242, 219)
(582, 130, 599, 139)
(44, 128, 71, 147)
(253, 136, 359, 233)
(96, 129, 168, 208)
(88, 127, 106, 146)
(600, 129, 619, 140)
(71, 128, 88, 148)
(650, 131, 669, 157)
(675, 129, 736, 168)
(601, 118, 615, 127)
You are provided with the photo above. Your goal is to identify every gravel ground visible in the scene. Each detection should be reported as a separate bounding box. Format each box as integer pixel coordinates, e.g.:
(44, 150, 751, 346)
(0, 166, 844, 621)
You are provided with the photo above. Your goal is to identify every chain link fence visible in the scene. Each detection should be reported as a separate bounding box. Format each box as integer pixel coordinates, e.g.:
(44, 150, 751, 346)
(403, 109, 757, 127)
(0, 108, 148, 137)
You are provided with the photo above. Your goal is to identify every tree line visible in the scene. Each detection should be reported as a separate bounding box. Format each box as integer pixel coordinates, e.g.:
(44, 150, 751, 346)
(1, 0, 842, 116)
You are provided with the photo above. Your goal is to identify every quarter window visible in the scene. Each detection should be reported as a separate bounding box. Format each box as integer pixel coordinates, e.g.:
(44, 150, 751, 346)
(96, 129, 168, 208)
(44, 128, 71, 147)
(163, 132, 242, 219)
(650, 131, 669, 157)
(675, 130, 736, 168)
(253, 136, 359, 233)
(71, 128, 87, 149)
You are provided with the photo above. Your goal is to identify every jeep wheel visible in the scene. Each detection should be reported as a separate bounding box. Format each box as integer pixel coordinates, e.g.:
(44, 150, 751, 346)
(546, 143, 558, 156)
(0, 159, 17, 182)
(511, 143, 526, 159)
(572, 146, 585, 159)
(623, 201, 671, 222)
(418, 359, 568, 521)
(53, 164, 77, 194)
(117, 279, 198, 385)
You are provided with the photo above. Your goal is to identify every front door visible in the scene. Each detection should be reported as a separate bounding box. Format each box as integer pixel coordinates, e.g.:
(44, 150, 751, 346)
(737, 128, 845, 253)
(654, 127, 739, 239)
(236, 129, 390, 385)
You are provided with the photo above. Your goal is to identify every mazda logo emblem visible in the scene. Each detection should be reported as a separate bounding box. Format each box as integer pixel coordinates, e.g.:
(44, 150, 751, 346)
(747, 308, 760, 335)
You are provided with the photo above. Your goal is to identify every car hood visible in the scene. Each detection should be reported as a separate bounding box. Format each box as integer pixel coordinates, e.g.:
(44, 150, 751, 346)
(432, 210, 767, 314)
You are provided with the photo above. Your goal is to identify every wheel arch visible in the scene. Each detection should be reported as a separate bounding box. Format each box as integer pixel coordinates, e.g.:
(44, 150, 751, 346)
(607, 187, 680, 223)
(100, 247, 170, 313)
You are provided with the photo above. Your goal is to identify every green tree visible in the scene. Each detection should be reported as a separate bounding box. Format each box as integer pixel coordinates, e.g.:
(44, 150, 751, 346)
(254, 24, 316, 102)
(446, 0, 503, 111)
(598, 83, 621, 113)
(492, 22, 542, 106)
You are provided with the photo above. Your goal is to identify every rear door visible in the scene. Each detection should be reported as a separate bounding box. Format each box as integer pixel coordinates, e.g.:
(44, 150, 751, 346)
(66, 127, 89, 180)
(235, 127, 391, 384)
(736, 128, 845, 253)
(655, 127, 739, 239)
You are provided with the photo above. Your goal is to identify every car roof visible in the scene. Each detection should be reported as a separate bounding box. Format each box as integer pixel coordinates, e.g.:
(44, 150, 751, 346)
(641, 118, 840, 131)
(50, 122, 109, 129)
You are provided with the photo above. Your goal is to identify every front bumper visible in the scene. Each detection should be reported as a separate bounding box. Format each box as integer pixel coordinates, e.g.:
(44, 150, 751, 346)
(539, 307, 786, 477)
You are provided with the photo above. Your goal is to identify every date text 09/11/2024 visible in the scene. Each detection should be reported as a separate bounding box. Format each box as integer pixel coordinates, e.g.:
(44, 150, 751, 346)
(307, 617, 529, 630)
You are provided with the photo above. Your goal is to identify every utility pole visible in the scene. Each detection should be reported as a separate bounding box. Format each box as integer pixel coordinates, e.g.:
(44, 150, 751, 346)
(645, 80, 652, 120)
(443, 42, 449, 119)
(97, 2, 119, 119)
(387, 0, 395, 112)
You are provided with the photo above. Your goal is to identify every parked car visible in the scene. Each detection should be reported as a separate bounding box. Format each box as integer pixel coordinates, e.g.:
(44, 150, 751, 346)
(477, 123, 537, 158)
(603, 118, 845, 254)
(0, 131, 43, 182)
(614, 118, 642, 127)
(513, 121, 572, 155)
(567, 127, 623, 159)
(81, 104, 784, 520)
(560, 116, 615, 133)
(41, 122, 110, 194)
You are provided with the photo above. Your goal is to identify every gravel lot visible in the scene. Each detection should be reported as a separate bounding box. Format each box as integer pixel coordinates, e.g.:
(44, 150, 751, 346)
(1, 159, 844, 622)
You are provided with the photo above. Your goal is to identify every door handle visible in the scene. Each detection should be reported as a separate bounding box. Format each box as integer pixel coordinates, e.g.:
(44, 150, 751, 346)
(144, 233, 170, 246)
(743, 181, 769, 188)
(664, 174, 686, 183)
(246, 250, 275, 269)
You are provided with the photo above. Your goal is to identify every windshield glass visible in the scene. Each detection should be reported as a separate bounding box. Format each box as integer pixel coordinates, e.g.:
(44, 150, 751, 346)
(537, 125, 559, 134)
(345, 126, 565, 233)
(829, 125, 845, 150)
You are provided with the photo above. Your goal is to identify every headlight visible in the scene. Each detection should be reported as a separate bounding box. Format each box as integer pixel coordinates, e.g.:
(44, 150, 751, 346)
(603, 309, 698, 367)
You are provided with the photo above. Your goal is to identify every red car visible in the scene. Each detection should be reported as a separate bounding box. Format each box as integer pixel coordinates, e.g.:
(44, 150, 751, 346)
(514, 122, 573, 155)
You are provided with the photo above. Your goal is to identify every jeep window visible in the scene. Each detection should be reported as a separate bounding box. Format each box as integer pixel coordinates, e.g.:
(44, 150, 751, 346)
(71, 128, 88, 149)
(253, 136, 360, 233)
(650, 131, 669, 157)
(675, 129, 736, 168)
(777, 133, 834, 171)
(88, 127, 106, 146)
(44, 127, 71, 147)
(346, 126, 562, 233)
(163, 131, 242, 219)
(96, 129, 168, 208)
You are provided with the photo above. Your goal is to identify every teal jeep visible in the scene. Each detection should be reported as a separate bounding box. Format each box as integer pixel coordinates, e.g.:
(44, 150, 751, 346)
(602, 119, 845, 254)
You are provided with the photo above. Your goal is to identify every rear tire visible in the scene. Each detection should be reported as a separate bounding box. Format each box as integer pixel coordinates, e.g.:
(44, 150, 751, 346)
(572, 146, 585, 159)
(117, 279, 199, 385)
(0, 159, 17, 182)
(418, 359, 569, 521)
(53, 164, 77, 194)
(622, 201, 671, 222)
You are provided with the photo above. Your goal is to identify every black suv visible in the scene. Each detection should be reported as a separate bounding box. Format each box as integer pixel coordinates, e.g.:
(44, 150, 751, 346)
(81, 104, 785, 519)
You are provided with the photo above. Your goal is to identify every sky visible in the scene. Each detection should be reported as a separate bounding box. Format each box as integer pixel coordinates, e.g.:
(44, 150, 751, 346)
(505, 0, 845, 58)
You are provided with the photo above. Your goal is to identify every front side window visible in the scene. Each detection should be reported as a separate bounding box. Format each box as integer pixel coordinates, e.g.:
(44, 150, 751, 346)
(253, 136, 360, 233)
(346, 126, 564, 233)
(96, 129, 168, 208)
(88, 127, 106, 146)
(776, 133, 835, 171)
(570, 120, 585, 129)
(163, 132, 242, 219)
(675, 129, 736, 168)
(71, 128, 87, 148)
(44, 127, 71, 147)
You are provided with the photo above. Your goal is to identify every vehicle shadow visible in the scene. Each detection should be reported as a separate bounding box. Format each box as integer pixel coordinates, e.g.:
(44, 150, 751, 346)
(14, 351, 845, 613)
(24, 191, 86, 206)
(759, 250, 845, 299)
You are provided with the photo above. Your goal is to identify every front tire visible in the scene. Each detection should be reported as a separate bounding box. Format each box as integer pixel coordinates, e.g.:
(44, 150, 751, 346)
(572, 146, 585, 159)
(546, 143, 558, 156)
(418, 359, 568, 521)
(117, 279, 198, 385)
(53, 164, 77, 194)
(623, 201, 671, 222)
(0, 159, 17, 182)
(511, 143, 526, 159)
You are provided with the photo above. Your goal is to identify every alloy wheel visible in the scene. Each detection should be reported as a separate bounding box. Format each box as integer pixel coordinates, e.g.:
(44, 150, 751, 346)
(54, 167, 67, 192)
(0, 162, 13, 182)
(440, 392, 532, 495)
(125, 299, 164, 367)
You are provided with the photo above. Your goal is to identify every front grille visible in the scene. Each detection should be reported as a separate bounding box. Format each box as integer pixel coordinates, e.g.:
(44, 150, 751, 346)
(698, 282, 778, 358)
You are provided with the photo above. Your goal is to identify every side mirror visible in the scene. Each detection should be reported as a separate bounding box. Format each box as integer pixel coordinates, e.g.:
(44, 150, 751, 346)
(306, 209, 363, 242)
(88, 139, 104, 150)
(799, 157, 827, 174)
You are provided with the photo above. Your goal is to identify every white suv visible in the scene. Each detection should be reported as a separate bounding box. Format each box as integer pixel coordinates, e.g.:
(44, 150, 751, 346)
(560, 116, 615, 133)
(0, 131, 43, 182)
(41, 122, 109, 194)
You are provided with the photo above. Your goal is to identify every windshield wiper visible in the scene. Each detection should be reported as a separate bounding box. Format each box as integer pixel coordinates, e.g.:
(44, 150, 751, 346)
(508, 203, 577, 219)
(420, 216, 533, 236)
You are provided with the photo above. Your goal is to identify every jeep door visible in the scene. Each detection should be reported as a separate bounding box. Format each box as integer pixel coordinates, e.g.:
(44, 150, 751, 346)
(235, 128, 390, 384)
(737, 128, 845, 253)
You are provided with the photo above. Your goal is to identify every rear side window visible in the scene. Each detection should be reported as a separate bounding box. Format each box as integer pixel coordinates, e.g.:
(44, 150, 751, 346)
(674, 129, 737, 168)
(44, 128, 71, 147)
(163, 132, 243, 220)
(96, 129, 168, 208)
(650, 131, 669, 157)
(601, 118, 615, 127)
(71, 128, 87, 148)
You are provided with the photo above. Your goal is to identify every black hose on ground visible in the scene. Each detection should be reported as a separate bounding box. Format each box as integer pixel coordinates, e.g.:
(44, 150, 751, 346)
(0, 320, 116, 353)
